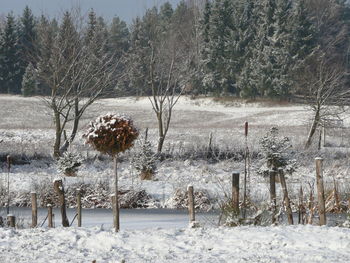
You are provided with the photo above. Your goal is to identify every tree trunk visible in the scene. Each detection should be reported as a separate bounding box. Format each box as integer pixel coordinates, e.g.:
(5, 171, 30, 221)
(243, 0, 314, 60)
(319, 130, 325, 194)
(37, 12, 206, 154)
(53, 179, 69, 227)
(157, 113, 164, 153)
(53, 111, 62, 158)
(114, 155, 120, 232)
(305, 109, 320, 148)
(157, 136, 165, 154)
(59, 98, 80, 155)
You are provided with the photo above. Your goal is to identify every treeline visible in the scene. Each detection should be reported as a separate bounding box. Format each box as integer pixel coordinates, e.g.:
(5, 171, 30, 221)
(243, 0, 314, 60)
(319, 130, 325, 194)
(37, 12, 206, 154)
(0, 0, 349, 99)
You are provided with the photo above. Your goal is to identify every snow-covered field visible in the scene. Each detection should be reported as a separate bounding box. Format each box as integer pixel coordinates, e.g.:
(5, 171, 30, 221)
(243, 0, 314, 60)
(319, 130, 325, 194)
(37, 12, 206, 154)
(1, 225, 350, 262)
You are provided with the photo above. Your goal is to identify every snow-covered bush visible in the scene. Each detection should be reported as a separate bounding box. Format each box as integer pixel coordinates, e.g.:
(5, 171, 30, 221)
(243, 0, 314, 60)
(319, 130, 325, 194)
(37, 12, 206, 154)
(165, 189, 212, 210)
(132, 131, 157, 180)
(83, 113, 139, 156)
(258, 127, 295, 176)
(57, 152, 83, 176)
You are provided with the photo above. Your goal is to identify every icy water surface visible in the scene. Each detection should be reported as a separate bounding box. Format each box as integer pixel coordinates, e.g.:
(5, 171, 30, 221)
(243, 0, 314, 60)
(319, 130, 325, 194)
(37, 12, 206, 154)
(1, 207, 219, 229)
(1, 207, 347, 229)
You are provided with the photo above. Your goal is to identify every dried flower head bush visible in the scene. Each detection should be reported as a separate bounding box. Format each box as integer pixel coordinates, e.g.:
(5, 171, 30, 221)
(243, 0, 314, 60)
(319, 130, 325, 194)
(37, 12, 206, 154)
(83, 113, 139, 156)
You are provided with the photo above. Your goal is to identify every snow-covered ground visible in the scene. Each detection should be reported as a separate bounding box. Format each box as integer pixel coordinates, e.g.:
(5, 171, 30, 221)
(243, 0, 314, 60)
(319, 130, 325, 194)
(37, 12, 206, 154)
(1, 225, 350, 262)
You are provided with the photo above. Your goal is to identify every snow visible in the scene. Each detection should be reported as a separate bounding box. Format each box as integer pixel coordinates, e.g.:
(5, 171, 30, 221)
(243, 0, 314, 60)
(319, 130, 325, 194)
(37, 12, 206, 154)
(1, 225, 350, 262)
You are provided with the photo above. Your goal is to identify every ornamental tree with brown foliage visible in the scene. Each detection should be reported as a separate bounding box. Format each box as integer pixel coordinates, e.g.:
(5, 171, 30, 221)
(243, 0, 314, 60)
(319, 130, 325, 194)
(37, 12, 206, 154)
(83, 113, 138, 232)
(83, 113, 139, 156)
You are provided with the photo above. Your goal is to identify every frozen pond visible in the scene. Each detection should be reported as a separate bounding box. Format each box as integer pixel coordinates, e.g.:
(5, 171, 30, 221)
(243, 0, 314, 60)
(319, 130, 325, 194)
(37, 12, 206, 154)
(0, 207, 219, 229)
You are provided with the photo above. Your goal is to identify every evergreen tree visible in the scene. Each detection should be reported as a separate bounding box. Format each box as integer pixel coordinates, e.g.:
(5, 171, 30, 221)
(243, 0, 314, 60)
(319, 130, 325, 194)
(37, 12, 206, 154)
(126, 17, 152, 96)
(21, 62, 37, 96)
(202, 0, 211, 45)
(199, 0, 212, 94)
(0, 13, 22, 94)
(97, 16, 110, 56)
(228, 0, 257, 96)
(36, 15, 56, 95)
(125, 8, 160, 96)
(234, 0, 258, 98)
(108, 16, 130, 58)
(269, 0, 294, 97)
(58, 12, 80, 60)
(159, 1, 174, 27)
(290, 0, 316, 62)
(237, 58, 258, 98)
(172, 1, 202, 95)
(132, 129, 157, 180)
(85, 9, 97, 46)
(18, 6, 37, 67)
(289, 0, 317, 95)
(85, 10, 108, 57)
(204, 0, 235, 95)
(54, 11, 81, 93)
(240, 0, 296, 98)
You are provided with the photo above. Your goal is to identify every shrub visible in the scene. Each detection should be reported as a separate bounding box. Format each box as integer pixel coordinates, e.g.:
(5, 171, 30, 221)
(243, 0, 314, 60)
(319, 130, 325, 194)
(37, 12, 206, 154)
(132, 130, 157, 180)
(259, 127, 295, 176)
(21, 63, 37, 97)
(57, 151, 83, 176)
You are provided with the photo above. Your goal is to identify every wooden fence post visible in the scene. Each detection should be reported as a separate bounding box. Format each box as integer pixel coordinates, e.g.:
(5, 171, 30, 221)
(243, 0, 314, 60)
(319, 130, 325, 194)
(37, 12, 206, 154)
(77, 188, 82, 227)
(188, 185, 195, 222)
(7, 214, 15, 227)
(232, 172, 240, 214)
(315, 157, 326, 225)
(243, 122, 249, 215)
(31, 192, 37, 228)
(278, 169, 293, 225)
(6, 155, 11, 215)
(47, 204, 53, 228)
(269, 170, 277, 224)
(53, 179, 69, 227)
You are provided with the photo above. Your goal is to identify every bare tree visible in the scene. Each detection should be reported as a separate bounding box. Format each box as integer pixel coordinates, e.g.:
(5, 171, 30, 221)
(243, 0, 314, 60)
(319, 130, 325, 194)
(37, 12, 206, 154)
(304, 51, 349, 148)
(147, 17, 192, 153)
(148, 44, 183, 153)
(299, 0, 350, 148)
(35, 11, 119, 157)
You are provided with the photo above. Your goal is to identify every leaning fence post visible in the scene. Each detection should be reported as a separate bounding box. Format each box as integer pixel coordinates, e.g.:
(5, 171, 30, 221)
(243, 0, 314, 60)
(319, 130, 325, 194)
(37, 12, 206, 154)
(31, 192, 37, 228)
(232, 172, 240, 214)
(7, 214, 15, 227)
(48, 204, 53, 228)
(187, 185, 195, 222)
(269, 170, 277, 224)
(278, 169, 293, 225)
(77, 188, 82, 227)
(53, 179, 69, 227)
(315, 157, 326, 225)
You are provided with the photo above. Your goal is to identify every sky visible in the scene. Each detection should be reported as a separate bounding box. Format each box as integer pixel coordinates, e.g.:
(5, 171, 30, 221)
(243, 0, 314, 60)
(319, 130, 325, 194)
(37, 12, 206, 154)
(0, 0, 183, 23)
